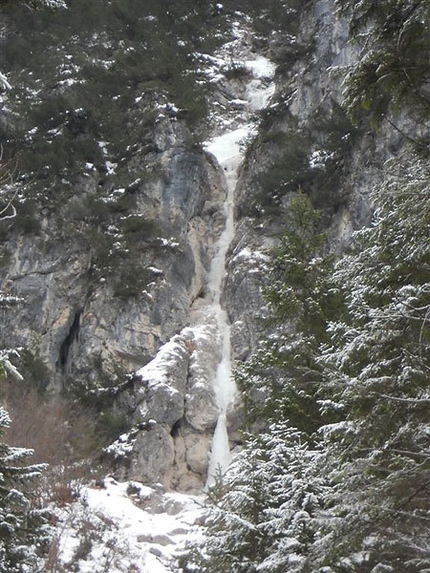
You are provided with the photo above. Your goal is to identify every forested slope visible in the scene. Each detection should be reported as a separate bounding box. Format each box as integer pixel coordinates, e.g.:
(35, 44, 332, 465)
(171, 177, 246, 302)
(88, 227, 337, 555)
(0, 0, 428, 571)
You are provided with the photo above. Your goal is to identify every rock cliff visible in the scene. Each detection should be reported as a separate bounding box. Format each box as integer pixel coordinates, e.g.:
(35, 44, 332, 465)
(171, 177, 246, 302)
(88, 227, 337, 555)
(0, 0, 418, 492)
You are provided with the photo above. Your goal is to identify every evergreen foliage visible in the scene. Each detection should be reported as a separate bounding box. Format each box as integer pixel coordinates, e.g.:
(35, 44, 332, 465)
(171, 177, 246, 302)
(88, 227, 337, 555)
(251, 102, 358, 217)
(335, 0, 430, 125)
(189, 151, 430, 572)
(238, 193, 340, 434)
(183, 425, 329, 573)
(0, 405, 48, 572)
(315, 155, 430, 571)
(0, 0, 232, 223)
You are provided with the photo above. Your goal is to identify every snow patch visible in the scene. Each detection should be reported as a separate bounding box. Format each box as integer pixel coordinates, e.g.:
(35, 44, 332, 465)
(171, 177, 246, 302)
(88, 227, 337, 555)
(203, 125, 254, 167)
(135, 338, 187, 384)
(52, 479, 205, 573)
(244, 56, 276, 79)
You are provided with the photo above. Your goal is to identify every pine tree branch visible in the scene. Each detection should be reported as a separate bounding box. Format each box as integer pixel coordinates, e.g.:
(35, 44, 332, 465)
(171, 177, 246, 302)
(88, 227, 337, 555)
(383, 114, 429, 150)
(369, 392, 430, 405)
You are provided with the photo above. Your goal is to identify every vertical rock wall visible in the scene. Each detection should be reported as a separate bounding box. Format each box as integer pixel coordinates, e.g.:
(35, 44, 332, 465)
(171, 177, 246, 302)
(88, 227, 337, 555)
(1, 119, 226, 392)
(1, 1, 413, 492)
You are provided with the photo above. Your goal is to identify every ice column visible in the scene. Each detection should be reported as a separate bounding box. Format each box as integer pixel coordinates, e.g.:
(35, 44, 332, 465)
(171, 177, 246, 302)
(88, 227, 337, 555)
(203, 129, 248, 488)
(204, 57, 275, 488)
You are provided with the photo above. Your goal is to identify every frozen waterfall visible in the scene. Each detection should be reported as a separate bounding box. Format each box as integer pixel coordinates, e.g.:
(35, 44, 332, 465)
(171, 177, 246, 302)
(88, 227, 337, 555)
(204, 59, 275, 488)
(204, 129, 243, 487)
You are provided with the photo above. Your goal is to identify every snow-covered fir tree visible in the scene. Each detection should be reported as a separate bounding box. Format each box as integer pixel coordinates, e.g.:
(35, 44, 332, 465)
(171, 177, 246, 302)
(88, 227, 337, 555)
(183, 424, 330, 573)
(335, 0, 430, 126)
(0, 404, 49, 572)
(315, 154, 430, 572)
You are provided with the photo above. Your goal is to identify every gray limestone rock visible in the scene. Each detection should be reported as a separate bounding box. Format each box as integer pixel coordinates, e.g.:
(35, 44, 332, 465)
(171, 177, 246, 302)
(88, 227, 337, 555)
(131, 336, 190, 426)
(0, 115, 226, 398)
(128, 423, 175, 485)
(2, 0, 406, 496)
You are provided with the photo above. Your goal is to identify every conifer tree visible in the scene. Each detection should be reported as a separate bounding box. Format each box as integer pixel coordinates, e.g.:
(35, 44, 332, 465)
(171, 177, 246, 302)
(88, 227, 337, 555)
(183, 425, 329, 573)
(0, 403, 48, 572)
(335, 0, 430, 124)
(238, 192, 341, 435)
(314, 154, 430, 572)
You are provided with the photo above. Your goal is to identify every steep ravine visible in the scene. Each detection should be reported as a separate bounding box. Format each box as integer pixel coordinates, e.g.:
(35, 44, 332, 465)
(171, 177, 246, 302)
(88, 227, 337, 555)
(109, 31, 276, 493)
(44, 25, 278, 573)
(1, 1, 381, 495)
(3, 2, 422, 571)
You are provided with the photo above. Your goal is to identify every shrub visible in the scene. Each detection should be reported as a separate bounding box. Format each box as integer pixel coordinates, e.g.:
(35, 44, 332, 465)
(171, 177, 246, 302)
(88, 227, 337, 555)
(1, 383, 107, 503)
(112, 265, 151, 299)
(18, 349, 50, 394)
(14, 200, 41, 234)
(221, 61, 251, 80)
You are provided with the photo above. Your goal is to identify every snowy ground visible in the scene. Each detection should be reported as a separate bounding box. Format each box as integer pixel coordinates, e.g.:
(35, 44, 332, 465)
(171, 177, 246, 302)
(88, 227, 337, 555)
(52, 478, 205, 573)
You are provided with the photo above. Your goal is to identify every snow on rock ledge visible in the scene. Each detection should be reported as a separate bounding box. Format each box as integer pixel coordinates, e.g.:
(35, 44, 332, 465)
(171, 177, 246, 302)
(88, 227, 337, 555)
(133, 336, 190, 426)
(110, 329, 220, 490)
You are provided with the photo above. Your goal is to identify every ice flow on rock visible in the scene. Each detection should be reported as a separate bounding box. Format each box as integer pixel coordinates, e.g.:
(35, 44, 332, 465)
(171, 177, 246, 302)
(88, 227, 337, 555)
(203, 58, 275, 488)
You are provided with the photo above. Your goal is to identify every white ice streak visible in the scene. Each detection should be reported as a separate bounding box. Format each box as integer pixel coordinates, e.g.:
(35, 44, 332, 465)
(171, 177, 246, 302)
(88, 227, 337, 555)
(203, 130, 241, 487)
(245, 57, 276, 111)
(245, 56, 276, 79)
(203, 53, 275, 487)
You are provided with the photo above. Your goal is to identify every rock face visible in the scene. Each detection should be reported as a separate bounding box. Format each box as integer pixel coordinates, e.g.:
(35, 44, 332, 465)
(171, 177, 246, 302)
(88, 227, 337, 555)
(1, 1, 408, 492)
(107, 329, 220, 491)
(2, 119, 225, 387)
